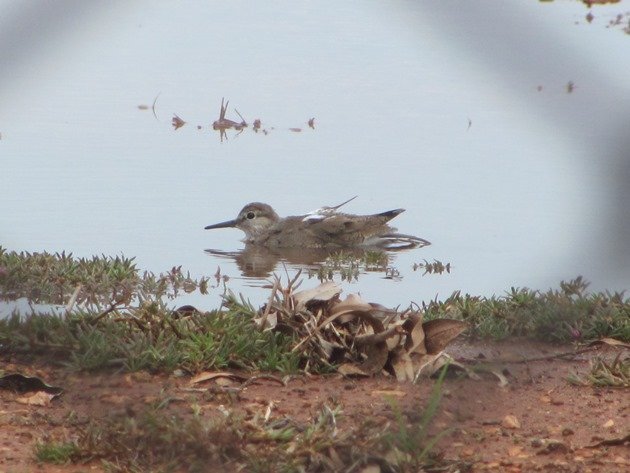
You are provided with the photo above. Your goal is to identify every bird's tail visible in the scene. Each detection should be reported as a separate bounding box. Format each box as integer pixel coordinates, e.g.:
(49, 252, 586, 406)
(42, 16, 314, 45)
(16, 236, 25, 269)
(376, 209, 405, 221)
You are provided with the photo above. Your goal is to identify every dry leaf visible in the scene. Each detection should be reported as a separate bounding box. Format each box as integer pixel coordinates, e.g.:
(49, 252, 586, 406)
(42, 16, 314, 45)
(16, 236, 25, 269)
(390, 350, 415, 382)
(337, 363, 369, 377)
(412, 352, 480, 381)
(422, 319, 467, 354)
(328, 293, 373, 317)
(371, 390, 406, 398)
(386, 330, 403, 350)
(319, 307, 384, 334)
(355, 325, 402, 348)
(293, 281, 341, 308)
(368, 302, 398, 322)
(190, 371, 247, 385)
(357, 341, 389, 374)
(403, 314, 426, 354)
(315, 336, 341, 359)
(258, 277, 467, 384)
(491, 370, 509, 387)
(0, 373, 63, 395)
(215, 377, 237, 387)
(255, 312, 277, 330)
(588, 338, 630, 350)
(16, 391, 56, 406)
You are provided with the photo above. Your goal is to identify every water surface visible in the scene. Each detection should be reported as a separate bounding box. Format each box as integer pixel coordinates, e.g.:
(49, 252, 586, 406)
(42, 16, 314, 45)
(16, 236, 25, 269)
(2, 1, 629, 311)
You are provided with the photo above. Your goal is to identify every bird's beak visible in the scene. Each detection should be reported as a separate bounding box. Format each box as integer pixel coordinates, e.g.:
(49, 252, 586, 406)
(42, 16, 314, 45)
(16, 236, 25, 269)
(204, 219, 237, 230)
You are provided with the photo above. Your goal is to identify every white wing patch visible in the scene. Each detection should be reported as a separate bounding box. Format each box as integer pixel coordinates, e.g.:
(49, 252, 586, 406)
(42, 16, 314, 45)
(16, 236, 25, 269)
(302, 196, 358, 223)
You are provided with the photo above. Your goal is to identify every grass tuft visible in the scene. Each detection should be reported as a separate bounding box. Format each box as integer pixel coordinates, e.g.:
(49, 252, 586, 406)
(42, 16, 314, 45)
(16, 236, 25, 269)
(43, 392, 450, 472)
(34, 441, 80, 464)
(568, 354, 629, 387)
(421, 277, 629, 342)
(0, 296, 299, 374)
(381, 364, 450, 469)
(0, 247, 211, 307)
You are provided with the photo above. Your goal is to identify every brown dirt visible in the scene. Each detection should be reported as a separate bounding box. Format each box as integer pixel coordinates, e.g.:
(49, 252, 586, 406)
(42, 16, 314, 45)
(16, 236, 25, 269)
(1, 339, 628, 472)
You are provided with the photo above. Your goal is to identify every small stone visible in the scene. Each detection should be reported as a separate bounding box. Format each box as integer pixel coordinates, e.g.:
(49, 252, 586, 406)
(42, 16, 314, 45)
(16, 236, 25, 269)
(602, 419, 614, 429)
(461, 448, 475, 457)
(502, 414, 521, 429)
(507, 445, 523, 457)
(561, 427, 574, 436)
(537, 439, 570, 455)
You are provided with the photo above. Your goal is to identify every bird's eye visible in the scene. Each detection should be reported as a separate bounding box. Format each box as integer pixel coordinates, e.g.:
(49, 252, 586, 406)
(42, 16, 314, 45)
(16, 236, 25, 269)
(246, 211, 256, 220)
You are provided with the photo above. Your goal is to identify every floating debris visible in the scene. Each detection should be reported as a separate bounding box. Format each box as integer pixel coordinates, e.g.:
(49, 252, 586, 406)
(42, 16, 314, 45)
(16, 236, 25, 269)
(413, 259, 451, 275)
(212, 97, 247, 131)
(172, 114, 186, 130)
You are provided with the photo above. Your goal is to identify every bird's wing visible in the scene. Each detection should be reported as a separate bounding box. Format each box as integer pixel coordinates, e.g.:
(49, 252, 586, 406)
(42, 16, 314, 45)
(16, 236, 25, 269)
(306, 214, 398, 246)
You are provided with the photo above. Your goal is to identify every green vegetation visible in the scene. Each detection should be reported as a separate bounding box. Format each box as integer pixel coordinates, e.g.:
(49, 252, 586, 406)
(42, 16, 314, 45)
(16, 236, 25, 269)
(568, 354, 629, 387)
(2, 249, 627, 472)
(0, 247, 213, 306)
(76, 407, 245, 472)
(0, 248, 299, 373)
(0, 292, 299, 373)
(33, 388, 452, 472)
(1, 250, 628, 376)
(34, 441, 80, 464)
(421, 277, 629, 342)
(381, 364, 451, 470)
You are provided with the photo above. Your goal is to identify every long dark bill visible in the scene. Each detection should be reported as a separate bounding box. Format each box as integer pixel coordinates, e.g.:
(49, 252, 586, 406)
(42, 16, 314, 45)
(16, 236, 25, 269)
(204, 219, 238, 230)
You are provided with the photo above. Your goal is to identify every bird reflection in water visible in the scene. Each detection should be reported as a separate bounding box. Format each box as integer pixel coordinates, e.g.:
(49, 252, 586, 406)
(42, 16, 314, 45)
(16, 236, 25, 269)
(206, 245, 399, 279)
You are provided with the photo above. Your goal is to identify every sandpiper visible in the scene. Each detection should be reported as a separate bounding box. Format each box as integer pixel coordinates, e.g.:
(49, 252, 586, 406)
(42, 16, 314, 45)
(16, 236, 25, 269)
(204, 198, 430, 250)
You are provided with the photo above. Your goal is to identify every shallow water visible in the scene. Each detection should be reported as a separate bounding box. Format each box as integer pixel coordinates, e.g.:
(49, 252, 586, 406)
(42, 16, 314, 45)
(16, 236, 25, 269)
(2, 1, 629, 312)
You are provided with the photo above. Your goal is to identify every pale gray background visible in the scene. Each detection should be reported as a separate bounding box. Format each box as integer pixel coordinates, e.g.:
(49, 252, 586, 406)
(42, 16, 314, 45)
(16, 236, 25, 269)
(2, 1, 629, 310)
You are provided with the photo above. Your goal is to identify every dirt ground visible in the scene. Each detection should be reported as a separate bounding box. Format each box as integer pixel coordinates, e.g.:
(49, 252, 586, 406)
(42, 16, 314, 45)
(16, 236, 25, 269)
(1, 339, 628, 473)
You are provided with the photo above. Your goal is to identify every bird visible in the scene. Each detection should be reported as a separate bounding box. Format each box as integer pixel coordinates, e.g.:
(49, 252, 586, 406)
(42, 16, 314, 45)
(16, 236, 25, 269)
(204, 198, 430, 250)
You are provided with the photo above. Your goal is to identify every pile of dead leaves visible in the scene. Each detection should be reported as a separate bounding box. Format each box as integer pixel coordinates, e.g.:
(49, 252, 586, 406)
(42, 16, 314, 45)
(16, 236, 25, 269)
(254, 275, 467, 382)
